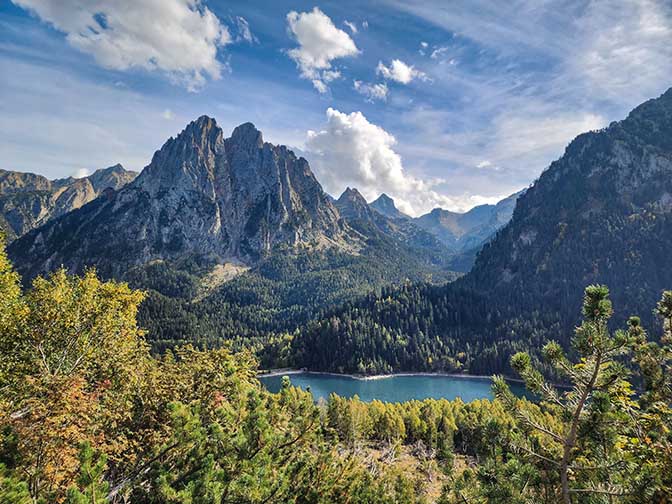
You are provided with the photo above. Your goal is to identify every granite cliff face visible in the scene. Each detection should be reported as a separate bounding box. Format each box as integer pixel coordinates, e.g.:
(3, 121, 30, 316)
(9, 117, 353, 279)
(0, 164, 136, 241)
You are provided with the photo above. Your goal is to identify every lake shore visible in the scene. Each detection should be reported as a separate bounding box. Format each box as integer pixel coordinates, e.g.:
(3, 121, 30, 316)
(257, 368, 527, 384)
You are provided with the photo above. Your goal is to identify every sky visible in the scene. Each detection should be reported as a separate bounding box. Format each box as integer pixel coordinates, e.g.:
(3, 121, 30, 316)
(1, 0, 671, 216)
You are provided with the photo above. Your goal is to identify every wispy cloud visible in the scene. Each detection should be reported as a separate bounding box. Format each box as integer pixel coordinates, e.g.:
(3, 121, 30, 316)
(387, 0, 672, 107)
(353, 80, 388, 102)
(343, 20, 358, 34)
(376, 0, 672, 201)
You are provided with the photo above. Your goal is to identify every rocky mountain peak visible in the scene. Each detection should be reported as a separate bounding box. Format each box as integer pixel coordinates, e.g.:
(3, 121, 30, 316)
(88, 164, 137, 192)
(0, 169, 51, 194)
(370, 193, 408, 220)
(9, 116, 351, 278)
(335, 187, 375, 222)
(230, 122, 264, 149)
(338, 187, 365, 202)
(133, 116, 225, 195)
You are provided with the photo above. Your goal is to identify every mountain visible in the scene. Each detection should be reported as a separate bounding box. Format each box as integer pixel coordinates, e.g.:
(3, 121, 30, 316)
(9, 117, 458, 351)
(9, 117, 354, 279)
(367, 190, 522, 272)
(293, 87, 672, 375)
(334, 187, 457, 273)
(335, 187, 378, 222)
(467, 88, 672, 317)
(414, 190, 523, 253)
(0, 164, 136, 241)
(370, 193, 409, 220)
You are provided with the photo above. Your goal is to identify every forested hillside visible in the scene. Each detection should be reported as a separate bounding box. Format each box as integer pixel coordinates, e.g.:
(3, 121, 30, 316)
(294, 88, 672, 375)
(133, 248, 458, 354)
(1, 238, 671, 502)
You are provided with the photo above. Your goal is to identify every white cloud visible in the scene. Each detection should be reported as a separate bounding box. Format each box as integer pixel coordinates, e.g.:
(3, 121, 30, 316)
(353, 80, 388, 102)
(430, 46, 449, 59)
(387, 0, 672, 107)
(376, 59, 427, 84)
(231, 15, 257, 44)
(362, 20, 369, 29)
(322, 70, 341, 82)
(305, 108, 486, 216)
(573, 0, 672, 100)
(162, 109, 175, 120)
(343, 20, 358, 34)
(12, 0, 231, 92)
(73, 168, 90, 178)
(286, 7, 359, 92)
(311, 79, 328, 94)
(420, 41, 428, 48)
(400, 103, 606, 195)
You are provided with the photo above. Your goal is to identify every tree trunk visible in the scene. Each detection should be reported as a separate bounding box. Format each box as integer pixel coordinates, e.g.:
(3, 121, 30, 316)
(560, 352, 601, 504)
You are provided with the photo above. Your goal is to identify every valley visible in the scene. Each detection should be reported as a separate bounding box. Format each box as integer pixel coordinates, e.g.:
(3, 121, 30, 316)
(2, 2, 671, 499)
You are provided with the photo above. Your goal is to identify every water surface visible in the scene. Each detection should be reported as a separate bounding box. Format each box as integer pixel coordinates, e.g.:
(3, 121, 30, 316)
(259, 372, 526, 403)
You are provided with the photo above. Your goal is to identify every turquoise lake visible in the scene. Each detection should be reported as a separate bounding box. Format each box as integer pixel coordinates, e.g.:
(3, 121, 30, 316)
(259, 372, 527, 403)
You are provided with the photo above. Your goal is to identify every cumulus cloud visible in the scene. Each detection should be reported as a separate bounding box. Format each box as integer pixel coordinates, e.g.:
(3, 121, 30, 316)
(12, 0, 231, 91)
(376, 59, 427, 84)
(305, 108, 485, 216)
(286, 7, 359, 92)
(353, 80, 388, 102)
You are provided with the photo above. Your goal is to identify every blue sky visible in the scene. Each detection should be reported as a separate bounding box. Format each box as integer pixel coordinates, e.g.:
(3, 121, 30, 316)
(1, 0, 671, 215)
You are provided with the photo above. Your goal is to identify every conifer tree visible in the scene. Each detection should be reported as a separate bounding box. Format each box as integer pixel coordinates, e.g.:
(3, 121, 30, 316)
(493, 285, 639, 503)
(65, 443, 109, 504)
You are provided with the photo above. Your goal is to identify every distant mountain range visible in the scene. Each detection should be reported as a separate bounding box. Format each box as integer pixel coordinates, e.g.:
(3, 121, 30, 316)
(367, 189, 523, 271)
(0, 164, 136, 241)
(413, 191, 523, 253)
(369, 190, 523, 254)
(293, 87, 672, 375)
(3, 131, 516, 277)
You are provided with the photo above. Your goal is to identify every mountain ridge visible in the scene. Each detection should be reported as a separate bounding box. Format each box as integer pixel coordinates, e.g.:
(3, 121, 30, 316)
(0, 164, 136, 241)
